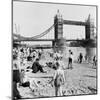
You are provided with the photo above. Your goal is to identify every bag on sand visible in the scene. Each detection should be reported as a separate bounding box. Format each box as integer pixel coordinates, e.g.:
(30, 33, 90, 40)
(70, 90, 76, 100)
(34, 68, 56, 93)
(54, 73, 64, 87)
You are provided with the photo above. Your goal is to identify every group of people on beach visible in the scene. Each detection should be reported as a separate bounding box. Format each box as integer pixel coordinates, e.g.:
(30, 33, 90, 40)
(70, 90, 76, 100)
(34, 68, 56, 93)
(77, 53, 97, 68)
(13, 46, 97, 99)
(13, 47, 45, 99)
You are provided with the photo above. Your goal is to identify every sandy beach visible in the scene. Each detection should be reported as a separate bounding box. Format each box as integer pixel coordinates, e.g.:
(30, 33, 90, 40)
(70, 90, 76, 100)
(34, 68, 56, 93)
(17, 55, 97, 99)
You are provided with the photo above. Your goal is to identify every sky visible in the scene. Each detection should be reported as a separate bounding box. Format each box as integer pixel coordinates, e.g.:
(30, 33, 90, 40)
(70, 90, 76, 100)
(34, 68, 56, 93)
(13, 1, 96, 41)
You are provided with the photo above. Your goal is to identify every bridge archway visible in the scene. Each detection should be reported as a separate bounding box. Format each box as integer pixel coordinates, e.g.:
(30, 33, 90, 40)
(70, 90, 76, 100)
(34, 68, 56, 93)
(54, 10, 91, 46)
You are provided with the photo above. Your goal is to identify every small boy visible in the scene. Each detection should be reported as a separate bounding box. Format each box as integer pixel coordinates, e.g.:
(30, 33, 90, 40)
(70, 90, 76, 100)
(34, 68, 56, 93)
(53, 62, 65, 96)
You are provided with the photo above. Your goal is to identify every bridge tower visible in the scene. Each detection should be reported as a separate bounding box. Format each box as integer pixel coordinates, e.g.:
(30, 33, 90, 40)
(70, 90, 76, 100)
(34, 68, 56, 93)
(53, 10, 63, 47)
(85, 14, 91, 40)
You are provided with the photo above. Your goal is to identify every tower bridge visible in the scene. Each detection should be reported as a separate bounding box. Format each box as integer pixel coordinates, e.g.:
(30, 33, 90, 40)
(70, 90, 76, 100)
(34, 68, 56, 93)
(13, 10, 95, 47)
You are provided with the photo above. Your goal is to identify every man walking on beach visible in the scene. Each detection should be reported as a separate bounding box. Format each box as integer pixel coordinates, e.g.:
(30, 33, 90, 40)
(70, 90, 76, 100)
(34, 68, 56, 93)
(68, 50, 73, 69)
(78, 53, 83, 63)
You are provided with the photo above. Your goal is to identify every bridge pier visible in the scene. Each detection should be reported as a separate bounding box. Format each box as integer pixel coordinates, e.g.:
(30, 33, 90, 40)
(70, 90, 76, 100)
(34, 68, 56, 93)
(54, 10, 65, 52)
(52, 39, 66, 53)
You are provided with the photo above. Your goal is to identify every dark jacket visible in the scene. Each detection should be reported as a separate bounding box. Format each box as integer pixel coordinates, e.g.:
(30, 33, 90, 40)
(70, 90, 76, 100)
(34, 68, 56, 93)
(32, 61, 42, 73)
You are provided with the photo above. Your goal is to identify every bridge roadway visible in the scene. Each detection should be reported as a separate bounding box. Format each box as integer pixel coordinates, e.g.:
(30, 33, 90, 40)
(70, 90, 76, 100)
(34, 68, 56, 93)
(13, 39, 89, 42)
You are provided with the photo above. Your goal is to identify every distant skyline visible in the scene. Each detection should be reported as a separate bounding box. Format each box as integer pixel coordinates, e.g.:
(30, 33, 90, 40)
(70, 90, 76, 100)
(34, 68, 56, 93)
(13, 1, 96, 40)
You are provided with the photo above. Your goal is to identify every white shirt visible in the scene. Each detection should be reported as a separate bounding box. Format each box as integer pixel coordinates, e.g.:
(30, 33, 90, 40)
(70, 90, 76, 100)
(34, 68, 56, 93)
(69, 53, 73, 59)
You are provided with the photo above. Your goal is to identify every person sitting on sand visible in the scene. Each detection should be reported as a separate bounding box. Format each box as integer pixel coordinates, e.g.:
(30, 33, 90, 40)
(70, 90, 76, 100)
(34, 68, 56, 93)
(32, 58, 46, 73)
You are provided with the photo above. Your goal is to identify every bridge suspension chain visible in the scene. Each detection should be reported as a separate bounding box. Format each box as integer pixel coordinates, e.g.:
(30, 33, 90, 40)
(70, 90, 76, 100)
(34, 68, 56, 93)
(13, 22, 57, 40)
(29, 23, 55, 39)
